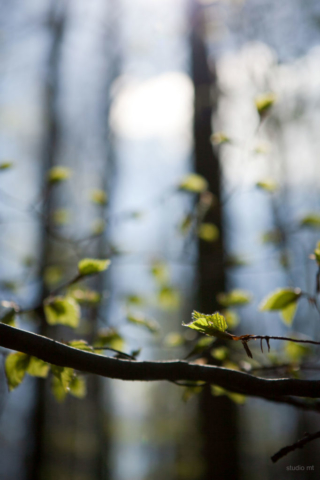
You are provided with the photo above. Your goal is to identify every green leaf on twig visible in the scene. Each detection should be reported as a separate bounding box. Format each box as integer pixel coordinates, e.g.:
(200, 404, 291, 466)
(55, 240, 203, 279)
(183, 311, 230, 339)
(300, 214, 320, 228)
(5, 352, 30, 390)
(48, 166, 72, 184)
(198, 223, 219, 242)
(78, 258, 110, 276)
(259, 288, 301, 311)
(44, 296, 80, 328)
(27, 357, 50, 378)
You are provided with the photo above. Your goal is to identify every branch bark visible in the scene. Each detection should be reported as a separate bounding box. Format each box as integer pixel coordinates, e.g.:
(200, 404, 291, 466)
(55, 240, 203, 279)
(1, 323, 320, 399)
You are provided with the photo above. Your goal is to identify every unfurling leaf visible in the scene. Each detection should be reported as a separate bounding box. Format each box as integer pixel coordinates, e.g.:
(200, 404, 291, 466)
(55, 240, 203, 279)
(259, 288, 301, 311)
(217, 289, 251, 307)
(255, 92, 276, 117)
(69, 376, 87, 399)
(27, 357, 50, 378)
(256, 180, 277, 193)
(300, 214, 320, 228)
(90, 189, 108, 205)
(198, 223, 219, 242)
(47, 166, 72, 184)
(44, 296, 80, 328)
(5, 352, 30, 390)
(178, 174, 208, 193)
(183, 311, 231, 339)
(78, 258, 110, 276)
(127, 313, 160, 333)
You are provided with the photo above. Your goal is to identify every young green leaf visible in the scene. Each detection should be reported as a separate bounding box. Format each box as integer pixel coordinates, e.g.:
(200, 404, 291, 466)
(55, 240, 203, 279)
(198, 223, 219, 242)
(5, 352, 30, 391)
(178, 173, 208, 193)
(127, 313, 160, 333)
(51, 375, 67, 402)
(259, 288, 301, 311)
(217, 289, 251, 307)
(183, 311, 231, 339)
(300, 214, 320, 228)
(211, 346, 229, 361)
(44, 296, 80, 328)
(69, 376, 87, 399)
(51, 365, 74, 392)
(285, 342, 311, 362)
(68, 339, 94, 352)
(78, 258, 111, 276)
(280, 301, 298, 325)
(47, 166, 72, 184)
(255, 92, 276, 117)
(27, 357, 50, 378)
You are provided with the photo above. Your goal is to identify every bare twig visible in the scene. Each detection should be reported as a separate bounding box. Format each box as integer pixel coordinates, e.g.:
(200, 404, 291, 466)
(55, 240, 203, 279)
(271, 430, 320, 463)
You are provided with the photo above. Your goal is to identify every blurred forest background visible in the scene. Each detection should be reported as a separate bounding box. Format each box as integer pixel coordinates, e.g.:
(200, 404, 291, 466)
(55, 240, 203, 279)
(1, 0, 320, 479)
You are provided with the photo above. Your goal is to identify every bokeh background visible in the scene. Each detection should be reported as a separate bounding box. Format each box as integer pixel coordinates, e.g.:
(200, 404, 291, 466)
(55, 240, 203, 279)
(1, 0, 320, 479)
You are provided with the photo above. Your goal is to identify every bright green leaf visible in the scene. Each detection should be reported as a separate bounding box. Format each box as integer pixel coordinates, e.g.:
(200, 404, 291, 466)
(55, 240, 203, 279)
(44, 296, 80, 328)
(255, 92, 277, 116)
(69, 376, 87, 399)
(221, 309, 239, 328)
(217, 289, 251, 307)
(198, 223, 219, 242)
(183, 311, 230, 339)
(68, 339, 94, 352)
(48, 166, 72, 184)
(51, 375, 67, 402)
(78, 258, 111, 276)
(27, 357, 50, 378)
(300, 214, 320, 228)
(127, 313, 160, 333)
(179, 174, 208, 193)
(259, 288, 301, 311)
(5, 352, 30, 391)
(280, 301, 298, 325)
(51, 365, 74, 392)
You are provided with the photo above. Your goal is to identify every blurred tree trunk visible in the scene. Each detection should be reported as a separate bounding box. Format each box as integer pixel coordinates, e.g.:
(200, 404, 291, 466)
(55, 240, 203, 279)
(27, 2, 108, 479)
(190, 2, 240, 479)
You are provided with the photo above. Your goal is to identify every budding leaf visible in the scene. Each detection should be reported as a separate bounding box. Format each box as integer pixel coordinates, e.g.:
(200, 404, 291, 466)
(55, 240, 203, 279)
(178, 174, 208, 193)
(198, 223, 219, 242)
(94, 328, 124, 351)
(78, 258, 110, 276)
(300, 214, 320, 228)
(255, 92, 276, 117)
(5, 352, 30, 391)
(183, 311, 230, 339)
(44, 296, 80, 328)
(48, 166, 72, 184)
(259, 288, 301, 311)
(217, 289, 251, 307)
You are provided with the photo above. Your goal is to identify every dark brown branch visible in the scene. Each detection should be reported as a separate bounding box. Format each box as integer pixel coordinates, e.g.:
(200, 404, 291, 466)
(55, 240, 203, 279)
(1, 323, 320, 399)
(271, 430, 320, 463)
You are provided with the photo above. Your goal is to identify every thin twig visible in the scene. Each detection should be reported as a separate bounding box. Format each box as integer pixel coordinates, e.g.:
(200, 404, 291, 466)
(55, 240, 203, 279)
(271, 430, 320, 463)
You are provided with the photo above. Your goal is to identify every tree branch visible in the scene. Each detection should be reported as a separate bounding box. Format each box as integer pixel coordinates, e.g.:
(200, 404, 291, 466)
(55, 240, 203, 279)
(271, 430, 320, 463)
(1, 324, 320, 400)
